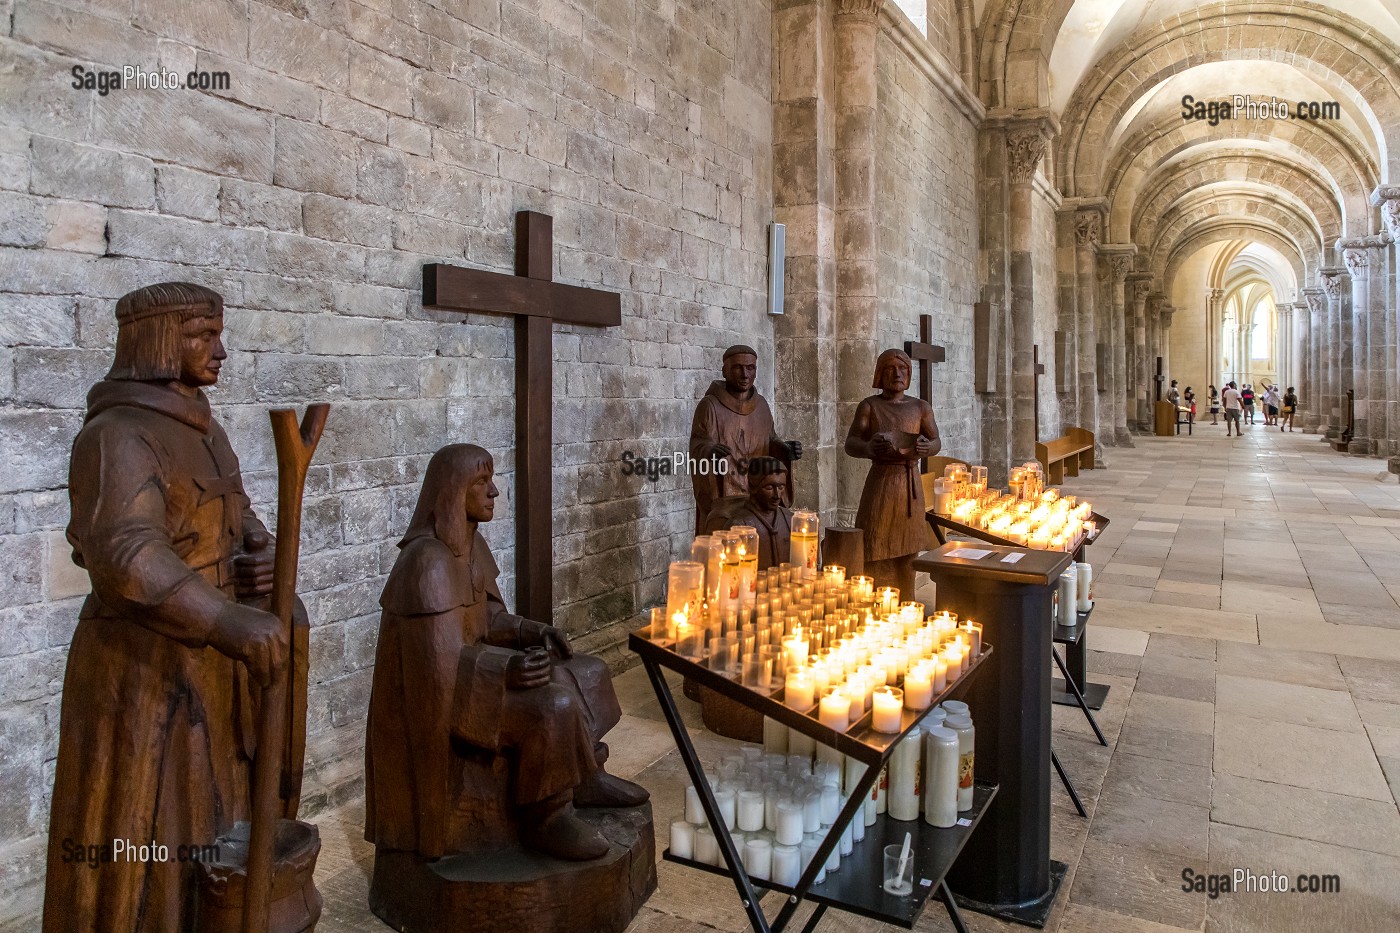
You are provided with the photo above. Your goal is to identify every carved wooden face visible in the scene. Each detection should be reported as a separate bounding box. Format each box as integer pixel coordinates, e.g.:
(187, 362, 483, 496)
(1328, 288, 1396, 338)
(723, 353, 757, 394)
(464, 458, 499, 523)
(751, 467, 787, 512)
(178, 313, 226, 387)
(875, 356, 910, 393)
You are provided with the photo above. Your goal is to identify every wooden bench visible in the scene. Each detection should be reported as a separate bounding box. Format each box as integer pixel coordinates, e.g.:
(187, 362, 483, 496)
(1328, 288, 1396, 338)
(1036, 427, 1095, 484)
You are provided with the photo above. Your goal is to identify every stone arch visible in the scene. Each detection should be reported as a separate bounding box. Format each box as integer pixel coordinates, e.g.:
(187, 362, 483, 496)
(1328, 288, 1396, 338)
(1056, 4, 1400, 193)
(1157, 208, 1315, 285)
(1103, 118, 1377, 241)
(1164, 226, 1309, 292)
(1131, 163, 1340, 251)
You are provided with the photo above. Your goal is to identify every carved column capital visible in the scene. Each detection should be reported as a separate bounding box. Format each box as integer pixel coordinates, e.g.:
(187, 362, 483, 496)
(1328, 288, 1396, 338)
(1303, 287, 1326, 316)
(1006, 127, 1049, 184)
(1342, 246, 1369, 274)
(1128, 275, 1153, 303)
(834, 0, 885, 19)
(1320, 268, 1347, 299)
(1074, 210, 1101, 248)
(1381, 199, 1400, 242)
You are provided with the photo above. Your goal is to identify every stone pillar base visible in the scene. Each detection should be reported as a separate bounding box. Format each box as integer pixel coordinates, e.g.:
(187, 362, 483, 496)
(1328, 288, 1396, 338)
(1348, 437, 1375, 456)
(1388, 456, 1400, 476)
(1115, 428, 1134, 447)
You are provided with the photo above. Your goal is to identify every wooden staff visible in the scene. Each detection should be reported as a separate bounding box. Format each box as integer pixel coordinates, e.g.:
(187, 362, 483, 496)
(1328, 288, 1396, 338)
(243, 404, 329, 933)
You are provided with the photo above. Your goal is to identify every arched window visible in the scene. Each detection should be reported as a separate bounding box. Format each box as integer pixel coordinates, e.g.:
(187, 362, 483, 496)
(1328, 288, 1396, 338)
(892, 0, 927, 33)
(1221, 300, 1238, 380)
(1249, 297, 1272, 360)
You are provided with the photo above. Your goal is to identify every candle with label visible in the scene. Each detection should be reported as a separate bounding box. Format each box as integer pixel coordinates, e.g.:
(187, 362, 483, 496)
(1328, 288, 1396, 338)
(790, 510, 820, 579)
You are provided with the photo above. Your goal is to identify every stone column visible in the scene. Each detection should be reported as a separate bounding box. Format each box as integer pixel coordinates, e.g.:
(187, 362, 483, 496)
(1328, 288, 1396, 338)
(1377, 188, 1400, 467)
(773, 0, 840, 517)
(1127, 275, 1152, 429)
(1160, 306, 1176, 385)
(1320, 268, 1348, 439)
(1276, 302, 1293, 391)
(1302, 287, 1326, 432)
(1071, 205, 1104, 436)
(833, 0, 883, 513)
(1004, 116, 1053, 460)
(1146, 292, 1165, 402)
(1100, 247, 1135, 446)
(1363, 238, 1390, 454)
(1341, 243, 1371, 453)
(1205, 287, 1224, 390)
(1290, 299, 1308, 406)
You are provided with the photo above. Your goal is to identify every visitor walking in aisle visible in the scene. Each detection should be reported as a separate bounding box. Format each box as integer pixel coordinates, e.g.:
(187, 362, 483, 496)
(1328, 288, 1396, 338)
(1241, 383, 1256, 424)
(1263, 384, 1280, 426)
(1184, 387, 1196, 426)
(1223, 382, 1243, 436)
(1281, 387, 1298, 432)
(1167, 379, 1180, 407)
(1208, 385, 1220, 424)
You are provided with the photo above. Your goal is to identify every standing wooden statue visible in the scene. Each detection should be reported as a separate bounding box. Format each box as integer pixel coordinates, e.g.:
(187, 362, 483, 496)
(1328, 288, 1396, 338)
(703, 457, 792, 570)
(844, 348, 940, 596)
(364, 445, 655, 933)
(43, 283, 319, 932)
(689, 345, 802, 533)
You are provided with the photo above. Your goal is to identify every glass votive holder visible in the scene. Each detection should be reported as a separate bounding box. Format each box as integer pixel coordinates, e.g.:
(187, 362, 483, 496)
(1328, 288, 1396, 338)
(760, 644, 785, 678)
(676, 623, 705, 660)
(649, 606, 667, 641)
(742, 653, 774, 689)
(709, 637, 740, 675)
(883, 843, 914, 895)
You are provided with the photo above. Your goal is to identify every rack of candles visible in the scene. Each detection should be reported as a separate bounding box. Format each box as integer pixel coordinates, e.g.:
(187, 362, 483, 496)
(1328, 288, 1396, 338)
(646, 564, 986, 748)
(671, 700, 978, 888)
(932, 460, 1099, 551)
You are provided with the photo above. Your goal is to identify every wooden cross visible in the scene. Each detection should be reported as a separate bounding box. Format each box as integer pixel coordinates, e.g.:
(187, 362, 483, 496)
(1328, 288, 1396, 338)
(423, 211, 621, 625)
(1032, 344, 1047, 444)
(1153, 356, 1165, 402)
(903, 313, 946, 473)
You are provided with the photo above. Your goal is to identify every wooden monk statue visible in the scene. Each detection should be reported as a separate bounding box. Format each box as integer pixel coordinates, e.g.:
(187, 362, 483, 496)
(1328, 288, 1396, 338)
(844, 348, 941, 596)
(44, 283, 314, 932)
(689, 345, 802, 533)
(366, 444, 649, 862)
(703, 457, 791, 570)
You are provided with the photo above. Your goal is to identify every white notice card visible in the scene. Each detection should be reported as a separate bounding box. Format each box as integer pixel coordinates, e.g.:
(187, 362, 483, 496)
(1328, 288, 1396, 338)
(1001, 552, 1025, 564)
(947, 547, 994, 560)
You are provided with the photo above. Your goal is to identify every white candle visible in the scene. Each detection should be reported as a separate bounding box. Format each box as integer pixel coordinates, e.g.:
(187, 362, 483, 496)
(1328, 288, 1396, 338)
(904, 663, 933, 710)
(962, 621, 982, 658)
(782, 633, 809, 668)
(772, 843, 802, 887)
(714, 788, 737, 831)
(745, 837, 773, 880)
(873, 686, 904, 733)
(785, 670, 815, 710)
(670, 820, 696, 859)
(763, 717, 788, 755)
(776, 800, 804, 846)
(695, 826, 719, 866)
(737, 789, 765, 832)
(685, 785, 706, 825)
(839, 817, 854, 856)
(933, 655, 948, 692)
(787, 725, 816, 759)
(802, 790, 822, 832)
(818, 687, 851, 732)
(888, 728, 922, 821)
(924, 725, 960, 828)
(819, 785, 840, 825)
(1076, 562, 1093, 611)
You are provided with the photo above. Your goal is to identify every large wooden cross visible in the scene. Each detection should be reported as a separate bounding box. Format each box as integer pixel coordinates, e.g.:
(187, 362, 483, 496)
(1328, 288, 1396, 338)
(1153, 356, 1165, 402)
(903, 313, 946, 473)
(1032, 344, 1047, 444)
(423, 211, 622, 624)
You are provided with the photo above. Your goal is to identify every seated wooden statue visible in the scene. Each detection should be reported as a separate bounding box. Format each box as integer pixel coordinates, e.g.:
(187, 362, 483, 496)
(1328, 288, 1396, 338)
(703, 456, 791, 570)
(364, 444, 648, 865)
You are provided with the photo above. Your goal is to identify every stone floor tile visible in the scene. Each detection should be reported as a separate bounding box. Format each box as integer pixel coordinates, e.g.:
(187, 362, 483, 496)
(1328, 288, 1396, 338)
(1149, 590, 1220, 611)
(1097, 581, 1157, 600)
(1123, 694, 1216, 736)
(1102, 751, 1212, 807)
(1067, 839, 1207, 929)
(1144, 633, 1217, 660)
(1087, 791, 1210, 860)
(1154, 578, 1221, 597)
(1317, 601, 1400, 629)
(1089, 627, 1151, 656)
(1210, 773, 1400, 857)
(1135, 671, 1215, 703)
(1354, 699, 1400, 728)
(1093, 599, 1259, 644)
(1218, 581, 1321, 619)
(1213, 713, 1391, 801)
(1138, 653, 1216, 680)
(1214, 674, 1362, 733)
(1213, 642, 1346, 690)
(1256, 616, 1400, 662)
(1338, 655, 1400, 704)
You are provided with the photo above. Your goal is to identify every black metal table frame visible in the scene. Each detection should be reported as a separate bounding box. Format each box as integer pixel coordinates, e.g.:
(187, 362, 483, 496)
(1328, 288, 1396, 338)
(927, 511, 1111, 711)
(630, 628, 995, 933)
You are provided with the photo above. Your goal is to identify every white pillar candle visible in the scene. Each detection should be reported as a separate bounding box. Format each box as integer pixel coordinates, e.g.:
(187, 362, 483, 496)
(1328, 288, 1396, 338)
(904, 663, 933, 710)
(787, 725, 816, 759)
(782, 634, 809, 668)
(764, 789, 778, 832)
(802, 791, 822, 832)
(763, 717, 788, 755)
(872, 686, 904, 733)
(1076, 562, 1093, 611)
(932, 655, 948, 692)
(695, 826, 719, 866)
(685, 785, 706, 825)
(819, 785, 840, 825)
(945, 714, 976, 811)
(772, 843, 802, 887)
(785, 670, 815, 710)
(737, 789, 765, 832)
(962, 621, 982, 658)
(875, 763, 888, 815)
(670, 820, 696, 859)
(924, 725, 960, 828)
(888, 728, 922, 821)
(744, 837, 773, 881)
(862, 790, 875, 829)
(825, 835, 841, 872)
(839, 817, 854, 856)
(776, 800, 804, 846)
(818, 687, 851, 732)
(714, 788, 737, 830)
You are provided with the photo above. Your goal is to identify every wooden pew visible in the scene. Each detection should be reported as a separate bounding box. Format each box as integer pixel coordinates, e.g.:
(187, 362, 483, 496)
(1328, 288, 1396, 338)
(1035, 427, 1096, 484)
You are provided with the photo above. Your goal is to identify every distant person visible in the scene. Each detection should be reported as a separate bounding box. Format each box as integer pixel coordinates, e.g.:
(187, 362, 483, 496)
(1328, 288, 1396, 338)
(1240, 383, 1256, 424)
(1263, 384, 1280, 425)
(1208, 384, 1220, 424)
(1281, 386, 1298, 432)
(1184, 386, 1196, 423)
(1223, 381, 1243, 436)
(1166, 379, 1180, 407)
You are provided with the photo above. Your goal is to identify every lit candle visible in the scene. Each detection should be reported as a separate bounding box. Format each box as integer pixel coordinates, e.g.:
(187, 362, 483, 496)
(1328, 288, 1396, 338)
(785, 669, 815, 710)
(822, 564, 846, 588)
(782, 633, 809, 668)
(904, 662, 933, 709)
(941, 644, 962, 681)
(791, 510, 820, 577)
(666, 559, 706, 627)
(932, 654, 948, 691)
(872, 686, 904, 733)
(733, 526, 760, 612)
(818, 687, 851, 732)
(674, 613, 704, 659)
(843, 672, 867, 724)
(875, 586, 900, 616)
(851, 575, 875, 605)
(962, 620, 982, 658)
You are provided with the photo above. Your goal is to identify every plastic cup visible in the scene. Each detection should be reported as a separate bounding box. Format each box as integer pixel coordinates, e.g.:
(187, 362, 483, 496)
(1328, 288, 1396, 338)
(883, 843, 914, 895)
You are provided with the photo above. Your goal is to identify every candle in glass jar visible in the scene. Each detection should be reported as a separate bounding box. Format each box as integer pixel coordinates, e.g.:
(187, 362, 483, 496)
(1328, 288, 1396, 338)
(818, 687, 851, 732)
(932, 654, 948, 691)
(670, 820, 696, 859)
(872, 686, 904, 733)
(875, 586, 900, 616)
(962, 620, 982, 657)
(822, 564, 846, 589)
(666, 560, 706, 627)
(850, 575, 875, 605)
(942, 644, 962, 681)
(785, 669, 815, 710)
(904, 662, 934, 709)
(782, 633, 809, 668)
(791, 510, 820, 577)
(733, 526, 760, 612)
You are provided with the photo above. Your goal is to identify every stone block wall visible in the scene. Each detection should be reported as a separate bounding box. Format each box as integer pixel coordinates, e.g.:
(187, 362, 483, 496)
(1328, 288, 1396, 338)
(874, 27, 980, 463)
(1032, 183, 1063, 442)
(0, 0, 773, 918)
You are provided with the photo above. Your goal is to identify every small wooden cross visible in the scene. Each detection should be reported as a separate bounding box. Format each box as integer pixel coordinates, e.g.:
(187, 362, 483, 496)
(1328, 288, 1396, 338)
(1153, 356, 1165, 402)
(423, 211, 622, 624)
(1032, 344, 1047, 443)
(903, 313, 946, 473)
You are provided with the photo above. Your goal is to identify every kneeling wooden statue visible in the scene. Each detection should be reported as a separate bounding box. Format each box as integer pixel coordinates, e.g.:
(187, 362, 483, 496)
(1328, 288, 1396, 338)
(365, 444, 655, 933)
